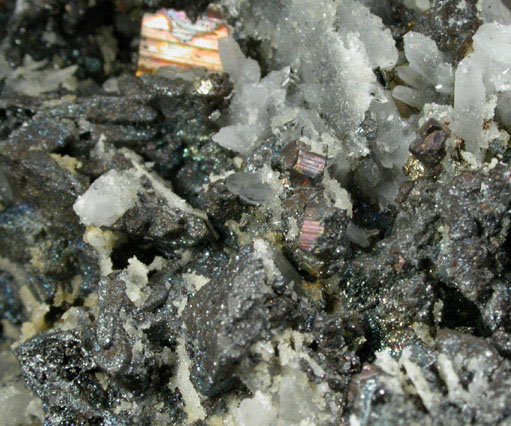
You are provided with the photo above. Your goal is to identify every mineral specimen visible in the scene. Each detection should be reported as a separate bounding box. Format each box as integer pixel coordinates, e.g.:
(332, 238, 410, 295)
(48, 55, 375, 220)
(1, 0, 511, 425)
(409, 118, 449, 168)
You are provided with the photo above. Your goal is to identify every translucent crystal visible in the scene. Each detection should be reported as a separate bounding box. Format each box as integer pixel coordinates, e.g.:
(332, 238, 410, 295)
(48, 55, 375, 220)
(73, 169, 140, 227)
(336, 0, 398, 70)
(213, 38, 287, 155)
(473, 23, 511, 64)
(479, 0, 511, 24)
(404, 32, 453, 90)
(453, 57, 488, 156)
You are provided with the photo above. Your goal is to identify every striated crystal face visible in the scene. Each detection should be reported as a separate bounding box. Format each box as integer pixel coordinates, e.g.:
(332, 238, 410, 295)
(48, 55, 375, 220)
(136, 5, 229, 75)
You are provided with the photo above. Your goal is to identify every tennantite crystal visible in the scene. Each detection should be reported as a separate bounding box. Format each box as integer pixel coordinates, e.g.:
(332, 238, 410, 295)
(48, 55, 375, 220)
(1, 1, 511, 425)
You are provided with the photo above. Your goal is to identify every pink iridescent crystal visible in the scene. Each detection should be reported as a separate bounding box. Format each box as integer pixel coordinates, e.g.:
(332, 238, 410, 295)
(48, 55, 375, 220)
(299, 206, 324, 253)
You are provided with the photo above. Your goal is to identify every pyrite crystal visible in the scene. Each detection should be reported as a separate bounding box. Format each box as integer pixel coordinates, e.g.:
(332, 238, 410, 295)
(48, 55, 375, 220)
(1, 0, 511, 425)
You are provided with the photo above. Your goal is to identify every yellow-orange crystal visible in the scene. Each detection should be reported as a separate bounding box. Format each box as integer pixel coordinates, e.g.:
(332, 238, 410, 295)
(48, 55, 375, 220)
(136, 5, 229, 76)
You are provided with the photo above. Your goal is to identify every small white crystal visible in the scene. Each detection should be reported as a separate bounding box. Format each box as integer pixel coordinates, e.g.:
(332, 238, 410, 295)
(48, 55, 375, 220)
(404, 32, 452, 91)
(225, 172, 273, 204)
(73, 169, 140, 227)
(403, 0, 431, 12)
(478, 0, 511, 25)
(322, 169, 353, 217)
(171, 340, 206, 423)
(122, 257, 150, 308)
(213, 123, 254, 154)
(367, 96, 414, 170)
(102, 77, 119, 93)
(3, 55, 77, 96)
(213, 38, 288, 155)
(346, 222, 371, 248)
(400, 348, 439, 412)
(471, 24, 511, 97)
(453, 56, 489, 156)
(336, 0, 398, 70)
(395, 64, 432, 91)
(83, 227, 123, 276)
(235, 391, 278, 426)
(218, 37, 260, 89)
(253, 239, 280, 285)
(278, 372, 316, 424)
(435, 62, 455, 94)
(182, 272, 209, 292)
(473, 22, 511, 64)
(392, 85, 427, 109)
(421, 103, 454, 127)
(436, 353, 470, 404)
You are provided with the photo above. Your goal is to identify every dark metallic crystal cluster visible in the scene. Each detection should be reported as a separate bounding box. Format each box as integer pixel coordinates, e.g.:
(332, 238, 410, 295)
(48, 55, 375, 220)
(1, 1, 511, 426)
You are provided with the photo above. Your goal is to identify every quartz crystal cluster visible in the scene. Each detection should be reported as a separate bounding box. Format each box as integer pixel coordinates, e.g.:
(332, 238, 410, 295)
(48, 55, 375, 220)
(1, 0, 511, 425)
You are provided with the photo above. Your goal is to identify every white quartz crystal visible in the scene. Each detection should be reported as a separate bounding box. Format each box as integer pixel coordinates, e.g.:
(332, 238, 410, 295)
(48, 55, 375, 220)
(403, 0, 431, 12)
(436, 353, 471, 403)
(395, 64, 432, 92)
(449, 22, 511, 157)
(83, 227, 123, 276)
(122, 257, 150, 308)
(479, 0, 511, 24)
(213, 38, 288, 155)
(473, 22, 511, 65)
(346, 222, 373, 248)
(336, 0, 398, 70)
(403, 32, 454, 93)
(3, 55, 77, 97)
(392, 85, 428, 109)
(218, 37, 260, 89)
(367, 95, 415, 170)
(322, 169, 353, 217)
(453, 58, 491, 157)
(182, 272, 209, 292)
(235, 391, 278, 426)
(73, 169, 140, 227)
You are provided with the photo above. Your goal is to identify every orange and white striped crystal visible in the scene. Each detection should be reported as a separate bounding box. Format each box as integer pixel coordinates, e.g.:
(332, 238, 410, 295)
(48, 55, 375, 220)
(136, 5, 229, 76)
